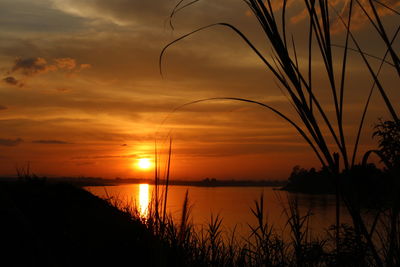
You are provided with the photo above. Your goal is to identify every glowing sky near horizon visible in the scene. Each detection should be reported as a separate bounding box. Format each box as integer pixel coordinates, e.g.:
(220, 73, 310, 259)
(0, 0, 398, 179)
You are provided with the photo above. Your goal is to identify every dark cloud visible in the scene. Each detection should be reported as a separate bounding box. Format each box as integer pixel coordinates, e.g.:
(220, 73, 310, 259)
(32, 140, 72, 144)
(2, 57, 91, 87)
(11, 57, 52, 76)
(3, 76, 23, 87)
(3, 76, 19, 85)
(0, 138, 23, 146)
(0, 105, 7, 110)
(8, 57, 89, 76)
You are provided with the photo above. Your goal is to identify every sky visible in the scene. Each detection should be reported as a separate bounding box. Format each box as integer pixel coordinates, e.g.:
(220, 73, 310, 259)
(0, 0, 399, 180)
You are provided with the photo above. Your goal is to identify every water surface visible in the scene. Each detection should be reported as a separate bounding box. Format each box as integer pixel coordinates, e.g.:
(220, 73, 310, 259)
(85, 184, 351, 237)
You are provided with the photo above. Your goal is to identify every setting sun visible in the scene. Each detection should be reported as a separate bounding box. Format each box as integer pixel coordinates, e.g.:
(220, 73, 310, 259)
(137, 158, 152, 170)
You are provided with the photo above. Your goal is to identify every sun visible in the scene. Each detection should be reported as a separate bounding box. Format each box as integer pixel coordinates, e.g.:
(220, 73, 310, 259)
(137, 158, 152, 170)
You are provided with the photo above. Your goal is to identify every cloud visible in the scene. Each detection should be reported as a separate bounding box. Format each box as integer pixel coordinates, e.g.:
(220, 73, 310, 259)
(2, 57, 91, 87)
(54, 57, 77, 70)
(3, 76, 23, 87)
(326, 0, 400, 33)
(288, 0, 400, 32)
(3, 76, 19, 85)
(0, 0, 87, 34)
(9, 57, 89, 76)
(32, 139, 72, 144)
(49, 0, 171, 26)
(11, 57, 54, 76)
(0, 138, 23, 146)
(0, 105, 7, 110)
(79, 63, 91, 70)
(53, 58, 91, 72)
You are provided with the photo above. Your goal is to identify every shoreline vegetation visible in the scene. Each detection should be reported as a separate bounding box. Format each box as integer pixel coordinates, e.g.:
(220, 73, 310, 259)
(159, 0, 400, 266)
(1, 161, 392, 197)
(1, 174, 395, 267)
(158, 0, 400, 264)
(0, 178, 377, 267)
(281, 163, 391, 195)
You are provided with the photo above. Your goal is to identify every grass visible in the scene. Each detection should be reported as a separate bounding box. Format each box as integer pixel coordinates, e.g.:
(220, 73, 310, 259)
(159, 0, 399, 265)
(5, 162, 398, 266)
(109, 181, 383, 266)
(86, 141, 386, 266)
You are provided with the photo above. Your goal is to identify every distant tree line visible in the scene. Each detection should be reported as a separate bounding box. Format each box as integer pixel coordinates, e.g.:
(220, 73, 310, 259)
(283, 164, 388, 201)
(284, 119, 399, 203)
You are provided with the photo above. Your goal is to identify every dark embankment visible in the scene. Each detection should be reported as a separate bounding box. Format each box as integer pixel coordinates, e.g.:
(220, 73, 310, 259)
(0, 180, 176, 267)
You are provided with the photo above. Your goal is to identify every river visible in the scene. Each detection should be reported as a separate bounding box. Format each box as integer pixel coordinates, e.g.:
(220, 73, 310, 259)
(85, 184, 352, 238)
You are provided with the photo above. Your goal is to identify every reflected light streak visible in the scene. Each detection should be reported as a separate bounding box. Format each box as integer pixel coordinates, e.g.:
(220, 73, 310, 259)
(139, 184, 149, 217)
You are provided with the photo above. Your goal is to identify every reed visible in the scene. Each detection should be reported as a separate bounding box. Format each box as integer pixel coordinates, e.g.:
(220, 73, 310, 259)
(159, 0, 399, 265)
(109, 181, 392, 266)
(247, 194, 287, 266)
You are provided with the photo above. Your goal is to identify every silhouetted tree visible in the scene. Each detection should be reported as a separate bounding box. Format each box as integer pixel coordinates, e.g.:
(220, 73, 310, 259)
(285, 165, 334, 194)
(373, 119, 400, 170)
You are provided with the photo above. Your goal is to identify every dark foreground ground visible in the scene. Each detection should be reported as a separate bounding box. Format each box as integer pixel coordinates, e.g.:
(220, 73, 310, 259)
(0, 180, 177, 267)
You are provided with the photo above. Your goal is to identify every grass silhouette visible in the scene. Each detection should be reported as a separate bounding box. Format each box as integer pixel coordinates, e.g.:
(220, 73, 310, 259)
(159, 0, 399, 265)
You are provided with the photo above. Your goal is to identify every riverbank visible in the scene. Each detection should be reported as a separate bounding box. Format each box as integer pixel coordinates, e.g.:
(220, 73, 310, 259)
(0, 180, 178, 267)
(0, 178, 390, 266)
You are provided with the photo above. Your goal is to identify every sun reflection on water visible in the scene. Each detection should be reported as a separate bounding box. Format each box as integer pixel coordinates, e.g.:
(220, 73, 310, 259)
(139, 184, 149, 217)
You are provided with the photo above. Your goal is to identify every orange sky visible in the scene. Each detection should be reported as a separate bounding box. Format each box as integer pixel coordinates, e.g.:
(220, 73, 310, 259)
(0, 0, 399, 179)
